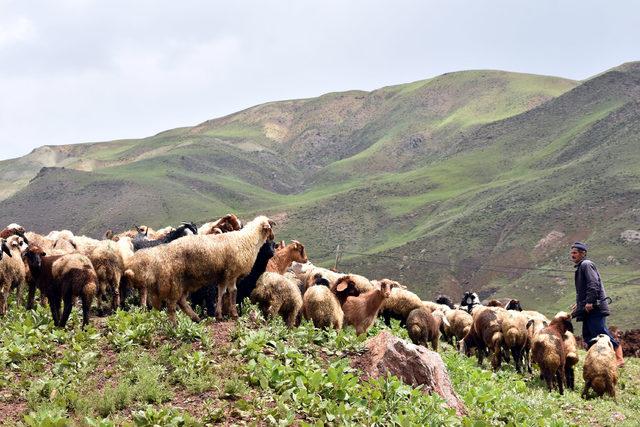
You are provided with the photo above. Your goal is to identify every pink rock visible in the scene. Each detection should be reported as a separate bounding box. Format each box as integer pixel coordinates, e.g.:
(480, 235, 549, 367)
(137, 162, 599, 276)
(352, 331, 466, 416)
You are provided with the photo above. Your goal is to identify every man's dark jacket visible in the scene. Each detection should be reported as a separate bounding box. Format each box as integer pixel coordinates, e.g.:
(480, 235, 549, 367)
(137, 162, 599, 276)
(574, 259, 610, 321)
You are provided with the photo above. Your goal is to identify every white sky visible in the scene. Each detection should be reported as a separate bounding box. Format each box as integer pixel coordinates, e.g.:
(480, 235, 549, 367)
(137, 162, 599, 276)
(1, 0, 638, 160)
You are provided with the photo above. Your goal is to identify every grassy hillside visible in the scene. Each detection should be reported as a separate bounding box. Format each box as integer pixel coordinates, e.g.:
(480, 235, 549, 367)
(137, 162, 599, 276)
(1, 301, 638, 426)
(1, 64, 640, 326)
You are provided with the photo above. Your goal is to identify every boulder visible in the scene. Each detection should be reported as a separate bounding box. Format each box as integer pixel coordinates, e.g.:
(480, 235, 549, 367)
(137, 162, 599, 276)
(351, 331, 466, 415)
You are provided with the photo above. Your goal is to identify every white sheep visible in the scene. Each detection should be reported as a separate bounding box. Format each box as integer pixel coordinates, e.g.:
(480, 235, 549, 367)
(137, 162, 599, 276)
(0, 235, 28, 315)
(582, 334, 618, 399)
(301, 283, 343, 330)
(251, 271, 303, 327)
(128, 215, 274, 323)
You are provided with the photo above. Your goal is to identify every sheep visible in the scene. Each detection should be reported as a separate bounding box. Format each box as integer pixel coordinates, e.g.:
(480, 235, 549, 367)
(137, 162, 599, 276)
(292, 262, 343, 289)
(422, 300, 453, 314)
(443, 309, 473, 346)
(460, 306, 507, 370)
(0, 223, 28, 243)
(339, 276, 397, 335)
(0, 235, 28, 315)
(266, 240, 308, 274)
(379, 287, 423, 326)
(505, 299, 523, 311)
(24, 244, 97, 328)
(502, 310, 530, 373)
(530, 312, 574, 394)
(198, 214, 242, 235)
(132, 222, 197, 252)
(459, 291, 481, 313)
(301, 283, 343, 330)
(406, 307, 449, 352)
(250, 271, 303, 327)
(190, 240, 276, 317)
(1, 239, 10, 259)
(524, 311, 550, 374)
(435, 294, 455, 309)
(564, 331, 579, 390)
(127, 215, 274, 323)
(582, 334, 618, 399)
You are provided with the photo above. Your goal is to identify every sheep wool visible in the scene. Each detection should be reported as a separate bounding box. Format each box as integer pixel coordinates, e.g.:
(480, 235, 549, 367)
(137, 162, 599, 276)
(302, 284, 343, 330)
(252, 271, 303, 327)
(0, 235, 28, 315)
(582, 334, 618, 398)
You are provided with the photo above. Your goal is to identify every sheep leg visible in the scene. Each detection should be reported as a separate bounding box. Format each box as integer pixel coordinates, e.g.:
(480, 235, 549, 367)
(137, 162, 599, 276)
(178, 293, 201, 323)
(49, 293, 61, 326)
(556, 368, 565, 395)
(215, 283, 226, 320)
(59, 292, 74, 328)
(227, 287, 239, 319)
(511, 347, 522, 373)
(111, 279, 120, 312)
(81, 292, 92, 329)
(140, 286, 148, 309)
(543, 371, 553, 392)
(167, 299, 178, 325)
(431, 337, 439, 352)
(581, 381, 591, 399)
(26, 282, 37, 310)
(564, 366, 575, 390)
(491, 345, 502, 371)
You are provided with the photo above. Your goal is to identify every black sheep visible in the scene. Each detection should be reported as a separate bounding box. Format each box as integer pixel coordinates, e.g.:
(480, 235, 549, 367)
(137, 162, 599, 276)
(132, 222, 198, 251)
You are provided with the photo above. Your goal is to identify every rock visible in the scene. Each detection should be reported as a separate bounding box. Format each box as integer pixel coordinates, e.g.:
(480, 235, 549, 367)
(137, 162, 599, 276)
(351, 331, 466, 416)
(620, 230, 640, 244)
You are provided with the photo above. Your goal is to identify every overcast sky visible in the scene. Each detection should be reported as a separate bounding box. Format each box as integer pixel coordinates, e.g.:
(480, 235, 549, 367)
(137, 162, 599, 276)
(1, 0, 638, 160)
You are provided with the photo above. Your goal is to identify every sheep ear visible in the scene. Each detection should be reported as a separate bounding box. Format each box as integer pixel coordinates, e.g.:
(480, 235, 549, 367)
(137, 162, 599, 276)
(526, 319, 534, 329)
(336, 282, 348, 292)
(442, 315, 450, 327)
(268, 219, 276, 227)
(542, 320, 549, 327)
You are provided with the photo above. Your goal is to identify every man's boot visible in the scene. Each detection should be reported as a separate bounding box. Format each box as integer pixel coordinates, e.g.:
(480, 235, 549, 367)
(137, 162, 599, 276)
(615, 344, 625, 368)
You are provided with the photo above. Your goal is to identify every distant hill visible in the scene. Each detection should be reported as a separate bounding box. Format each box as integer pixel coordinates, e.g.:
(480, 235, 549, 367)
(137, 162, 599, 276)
(2, 64, 639, 327)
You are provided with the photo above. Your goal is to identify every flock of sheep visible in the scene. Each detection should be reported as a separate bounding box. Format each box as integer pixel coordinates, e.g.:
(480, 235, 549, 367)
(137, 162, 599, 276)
(0, 214, 619, 400)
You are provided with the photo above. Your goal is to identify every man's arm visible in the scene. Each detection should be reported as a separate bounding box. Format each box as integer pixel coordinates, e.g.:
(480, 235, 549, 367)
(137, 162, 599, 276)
(583, 262, 601, 305)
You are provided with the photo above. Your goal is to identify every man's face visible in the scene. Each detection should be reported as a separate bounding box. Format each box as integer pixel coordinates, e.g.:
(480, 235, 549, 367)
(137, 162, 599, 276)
(570, 248, 586, 264)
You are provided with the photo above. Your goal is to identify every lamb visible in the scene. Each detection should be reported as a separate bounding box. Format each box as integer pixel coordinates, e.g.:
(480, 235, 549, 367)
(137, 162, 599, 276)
(0, 235, 28, 315)
(302, 282, 343, 330)
(582, 334, 618, 399)
(127, 215, 274, 323)
(291, 262, 342, 289)
(379, 287, 423, 326)
(501, 310, 530, 373)
(530, 312, 574, 394)
(443, 309, 473, 346)
(459, 306, 507, 370)
(250, 271, 303, 327)
(132, 222, 198, 252)
(339, 275, 396, 335)
(24, 244, 97, 328)
(406, 307, 449, 352)
(266, 240, 308, 274)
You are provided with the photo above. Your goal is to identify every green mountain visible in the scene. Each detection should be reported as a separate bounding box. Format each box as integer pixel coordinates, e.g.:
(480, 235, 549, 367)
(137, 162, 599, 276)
(2, 64, 639, 327)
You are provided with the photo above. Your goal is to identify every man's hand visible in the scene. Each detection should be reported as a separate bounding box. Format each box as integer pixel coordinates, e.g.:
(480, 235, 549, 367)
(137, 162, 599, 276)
(585, 303, 593, 313)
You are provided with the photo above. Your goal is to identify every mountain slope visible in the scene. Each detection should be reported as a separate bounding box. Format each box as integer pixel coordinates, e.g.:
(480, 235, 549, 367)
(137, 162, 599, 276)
(2, 64, 639, 327)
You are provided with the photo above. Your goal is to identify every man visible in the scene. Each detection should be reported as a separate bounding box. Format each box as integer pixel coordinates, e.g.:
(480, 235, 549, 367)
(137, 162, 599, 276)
(570, 242, 624, 367)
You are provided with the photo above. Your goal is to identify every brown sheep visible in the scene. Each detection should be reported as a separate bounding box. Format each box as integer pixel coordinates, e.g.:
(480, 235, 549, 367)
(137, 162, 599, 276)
(24, 244, 97, 328)
(531, 312, 573, 394)
(380, 287, 423, 326)
(339, 276, 396, 335)
(198, 214, 242, 235)
(460, 306, 507, 371)
(582, 334, 618, 399)
(406, 307, 448, 352)
(127, 215, 274, 323)
(302, 284, 343, 330)
(266, 240, 308, 274)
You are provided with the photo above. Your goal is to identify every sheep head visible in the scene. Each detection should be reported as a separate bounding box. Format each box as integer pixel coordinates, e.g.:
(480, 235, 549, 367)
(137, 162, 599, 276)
(289, 240, 308, 263)
(25, 244, 46, 271)
(6, 235, 28, 255)
(505, 299, 523, 311)
(590, 334, 614, 351)
(551, 312, 573, 334)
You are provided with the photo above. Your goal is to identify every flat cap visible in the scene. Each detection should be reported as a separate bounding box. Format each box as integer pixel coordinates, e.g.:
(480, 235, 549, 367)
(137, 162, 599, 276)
(571, 242, 588, 252)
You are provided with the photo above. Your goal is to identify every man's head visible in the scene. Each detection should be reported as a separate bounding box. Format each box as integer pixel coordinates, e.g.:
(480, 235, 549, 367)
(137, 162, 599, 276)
(570, 242, 588, 264)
